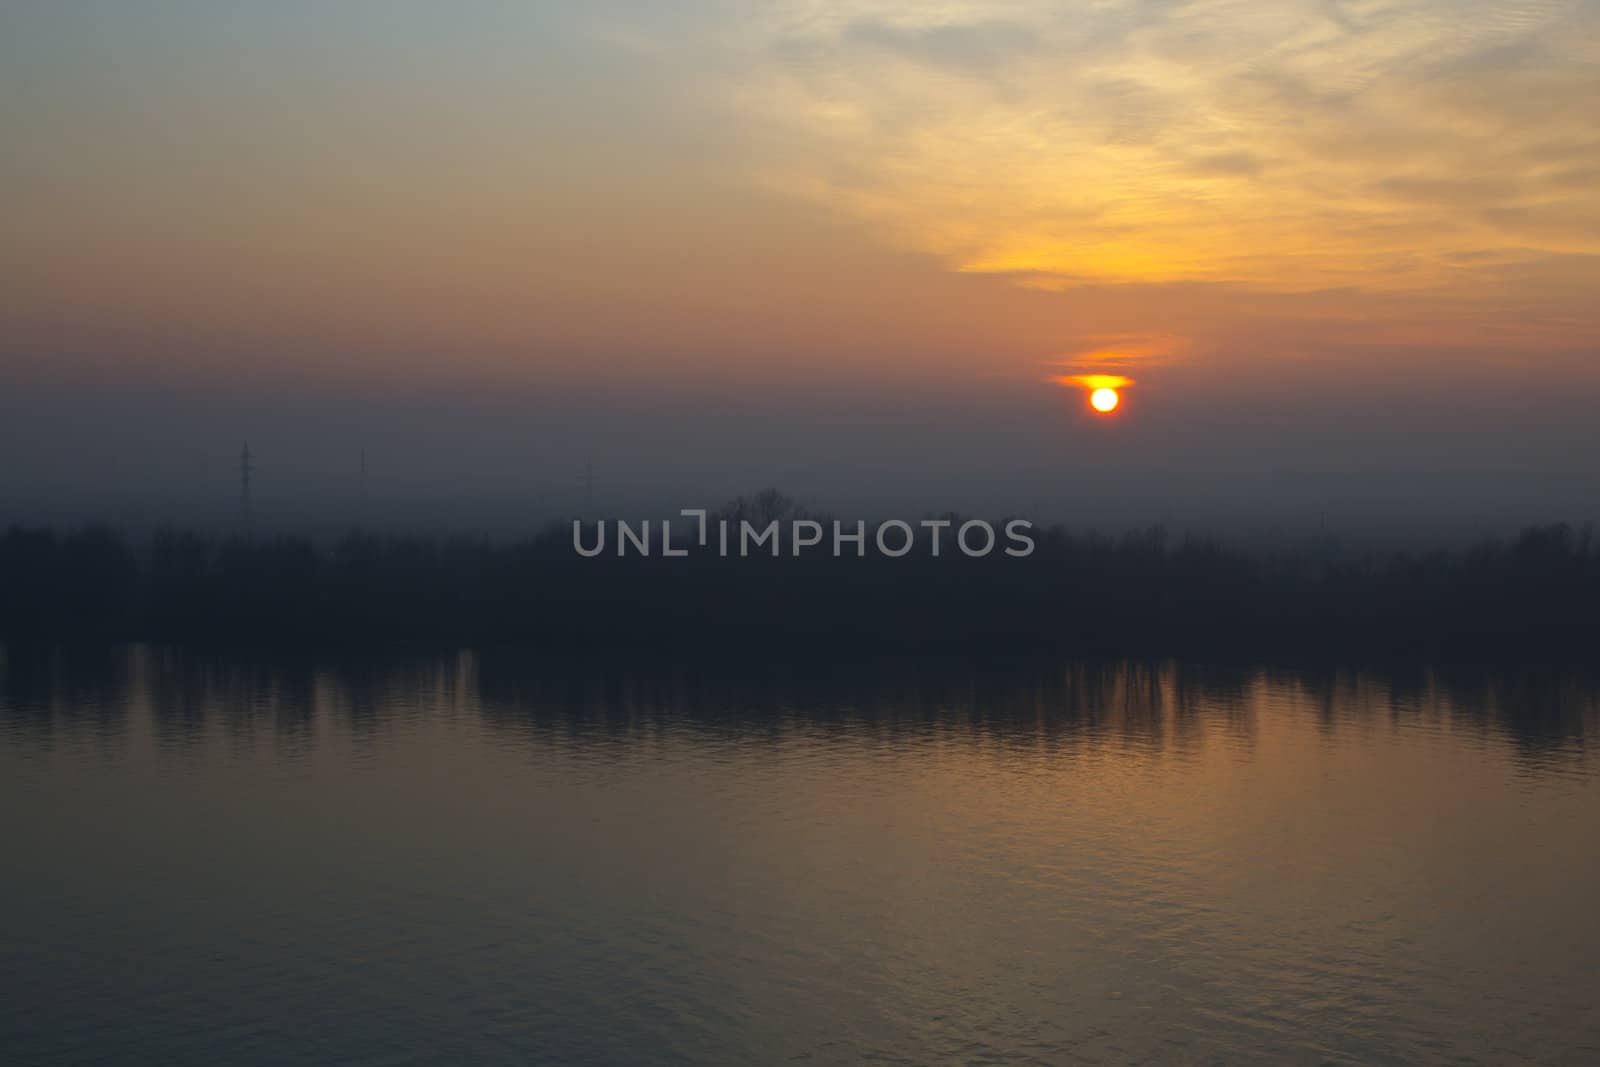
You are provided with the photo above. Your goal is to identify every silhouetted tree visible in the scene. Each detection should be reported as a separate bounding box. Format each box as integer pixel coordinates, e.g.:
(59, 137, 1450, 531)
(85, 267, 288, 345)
(1, 504, 1597, 660)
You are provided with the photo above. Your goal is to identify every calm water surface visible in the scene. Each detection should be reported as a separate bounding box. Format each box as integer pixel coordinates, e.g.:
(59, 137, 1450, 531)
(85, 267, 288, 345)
(2, 645, 1598, 1065)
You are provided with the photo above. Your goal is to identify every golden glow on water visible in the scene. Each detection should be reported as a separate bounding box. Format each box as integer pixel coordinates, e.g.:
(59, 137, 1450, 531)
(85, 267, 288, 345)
(4, 651, 1600, 1062)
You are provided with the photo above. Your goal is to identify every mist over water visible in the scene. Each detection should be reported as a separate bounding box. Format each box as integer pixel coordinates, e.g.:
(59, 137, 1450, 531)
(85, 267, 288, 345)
(5, 373, 1599, 546)
(4, 646, 1598, 1065)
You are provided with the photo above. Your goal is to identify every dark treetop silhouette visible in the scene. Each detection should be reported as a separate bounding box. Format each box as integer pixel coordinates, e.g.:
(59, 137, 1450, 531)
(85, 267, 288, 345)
(2, 491, 1597, 661)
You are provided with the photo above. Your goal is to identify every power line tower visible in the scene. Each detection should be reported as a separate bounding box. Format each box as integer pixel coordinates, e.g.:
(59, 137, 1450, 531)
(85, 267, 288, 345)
(239, 441, 254, 533)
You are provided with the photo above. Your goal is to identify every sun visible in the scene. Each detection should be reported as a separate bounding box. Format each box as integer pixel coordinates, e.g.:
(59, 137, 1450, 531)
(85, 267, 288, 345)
(1054, 372, 1132, 413)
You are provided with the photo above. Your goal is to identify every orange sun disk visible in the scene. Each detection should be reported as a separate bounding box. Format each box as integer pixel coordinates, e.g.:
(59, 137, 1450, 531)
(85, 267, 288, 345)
(1056, 372, 1133, 414)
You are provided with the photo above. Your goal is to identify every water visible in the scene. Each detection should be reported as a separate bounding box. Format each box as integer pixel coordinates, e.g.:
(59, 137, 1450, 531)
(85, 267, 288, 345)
(2, 645, 1597, 1065)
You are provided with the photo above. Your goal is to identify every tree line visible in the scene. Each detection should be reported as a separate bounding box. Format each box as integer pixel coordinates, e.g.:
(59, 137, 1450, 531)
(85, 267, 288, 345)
(2, 491, 1597, 660)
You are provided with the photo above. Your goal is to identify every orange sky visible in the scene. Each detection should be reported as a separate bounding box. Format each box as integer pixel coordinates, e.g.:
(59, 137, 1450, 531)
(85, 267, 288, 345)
(3, 1, 1597, 400)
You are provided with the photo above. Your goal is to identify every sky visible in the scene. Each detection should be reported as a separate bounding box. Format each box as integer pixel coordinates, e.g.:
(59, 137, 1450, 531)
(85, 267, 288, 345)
(3, 1, 1598, 537)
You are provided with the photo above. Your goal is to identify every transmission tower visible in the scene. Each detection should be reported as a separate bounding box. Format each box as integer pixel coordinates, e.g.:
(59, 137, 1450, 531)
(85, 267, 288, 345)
(239, 442, 254, 531)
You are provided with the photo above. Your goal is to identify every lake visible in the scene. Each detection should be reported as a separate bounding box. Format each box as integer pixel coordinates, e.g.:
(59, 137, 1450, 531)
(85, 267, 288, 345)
(2, 645, 1597, 1064)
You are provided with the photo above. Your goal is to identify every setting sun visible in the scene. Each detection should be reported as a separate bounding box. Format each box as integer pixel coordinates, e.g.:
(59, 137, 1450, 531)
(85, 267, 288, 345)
(1055, 373, 1134, 413)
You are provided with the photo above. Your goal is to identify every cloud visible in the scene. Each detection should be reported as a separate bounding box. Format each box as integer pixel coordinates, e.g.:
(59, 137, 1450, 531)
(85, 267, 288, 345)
(713, 0, 1600, 300)
(1048, 333, 1195, 385)
(841, 17, 1040, 69)
(1184, 150, 1269, 177)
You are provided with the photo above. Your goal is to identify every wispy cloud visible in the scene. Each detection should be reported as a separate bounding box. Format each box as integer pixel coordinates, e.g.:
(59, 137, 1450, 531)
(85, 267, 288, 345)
(707, 0, 1600, 298)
